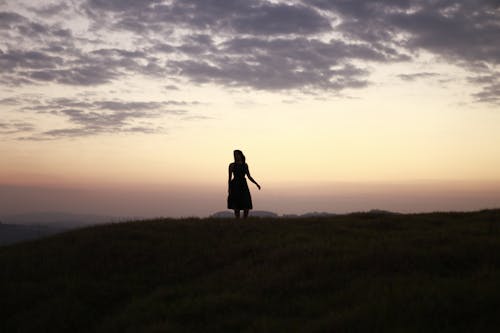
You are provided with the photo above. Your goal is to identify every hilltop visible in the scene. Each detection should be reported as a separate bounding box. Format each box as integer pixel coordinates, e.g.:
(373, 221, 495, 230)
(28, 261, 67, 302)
(1, 210, 500, 332)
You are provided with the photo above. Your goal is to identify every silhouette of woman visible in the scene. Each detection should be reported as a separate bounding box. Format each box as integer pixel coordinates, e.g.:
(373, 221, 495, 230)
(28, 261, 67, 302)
(227, 150, 261, 218)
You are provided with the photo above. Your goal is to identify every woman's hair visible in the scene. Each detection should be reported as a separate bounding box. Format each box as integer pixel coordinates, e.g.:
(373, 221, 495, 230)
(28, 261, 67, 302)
(233, 149, 246, 163)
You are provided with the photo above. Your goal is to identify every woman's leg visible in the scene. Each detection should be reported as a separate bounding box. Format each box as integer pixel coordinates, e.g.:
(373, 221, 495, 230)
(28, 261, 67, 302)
(234, 209, 240, 218)
(243, 209, 249, 218)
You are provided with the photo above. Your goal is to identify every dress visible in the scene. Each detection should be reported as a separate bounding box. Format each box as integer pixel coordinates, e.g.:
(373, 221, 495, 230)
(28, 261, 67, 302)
(227, 163, 253, 210)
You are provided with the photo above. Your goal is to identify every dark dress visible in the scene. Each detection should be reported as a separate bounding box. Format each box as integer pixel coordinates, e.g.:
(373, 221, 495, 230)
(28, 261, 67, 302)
(227, 162, 253, 210)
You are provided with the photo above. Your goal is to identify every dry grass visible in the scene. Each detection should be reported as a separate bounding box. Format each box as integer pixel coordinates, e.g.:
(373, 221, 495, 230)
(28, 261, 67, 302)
(1, 210, 499, 332)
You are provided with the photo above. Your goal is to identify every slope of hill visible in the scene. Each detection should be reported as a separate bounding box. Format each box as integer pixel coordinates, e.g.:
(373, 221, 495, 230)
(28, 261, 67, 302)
(0, 223, 64, 246)
(1, 210, 499, 332)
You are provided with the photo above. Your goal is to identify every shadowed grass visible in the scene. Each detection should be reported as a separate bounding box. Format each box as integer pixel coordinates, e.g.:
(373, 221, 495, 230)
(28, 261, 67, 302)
(1, 210, 499, 332)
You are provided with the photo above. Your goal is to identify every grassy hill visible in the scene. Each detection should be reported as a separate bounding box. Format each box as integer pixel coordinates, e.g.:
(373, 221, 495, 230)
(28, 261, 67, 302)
(1, 210, 500, 332)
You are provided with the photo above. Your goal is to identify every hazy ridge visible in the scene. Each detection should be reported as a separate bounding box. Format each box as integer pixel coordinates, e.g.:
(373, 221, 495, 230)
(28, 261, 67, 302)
(0, 212, 121, 245)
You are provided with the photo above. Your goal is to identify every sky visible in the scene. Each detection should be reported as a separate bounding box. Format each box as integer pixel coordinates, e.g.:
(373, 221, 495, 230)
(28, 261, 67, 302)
(1, 0, 500, 217)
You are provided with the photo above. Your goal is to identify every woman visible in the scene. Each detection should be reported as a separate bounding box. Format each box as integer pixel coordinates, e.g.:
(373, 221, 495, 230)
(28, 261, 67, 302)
(227, 149, 261, 218)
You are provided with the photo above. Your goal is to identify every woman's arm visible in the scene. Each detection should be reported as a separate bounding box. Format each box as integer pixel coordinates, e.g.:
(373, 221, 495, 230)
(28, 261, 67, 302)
(246, 164, 261, 190)
(228, 163, 233, 193)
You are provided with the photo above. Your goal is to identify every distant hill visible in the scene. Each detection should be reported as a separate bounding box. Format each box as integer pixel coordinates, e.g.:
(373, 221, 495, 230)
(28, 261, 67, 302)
(0, 223, 63, 246)
(211, 211, 341, 218)
(0, 211, 121, 228)
(0, 212, 125, 245)
(212, 210, 341, 218)
(283, 211, 338, 218)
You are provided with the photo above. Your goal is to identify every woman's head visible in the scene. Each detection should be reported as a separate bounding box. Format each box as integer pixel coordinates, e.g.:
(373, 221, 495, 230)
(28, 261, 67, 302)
(233, 149, 245, 163)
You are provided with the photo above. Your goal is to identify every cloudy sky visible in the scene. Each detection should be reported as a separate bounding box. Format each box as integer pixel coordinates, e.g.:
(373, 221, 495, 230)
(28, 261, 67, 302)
(1, 0, 500, 217)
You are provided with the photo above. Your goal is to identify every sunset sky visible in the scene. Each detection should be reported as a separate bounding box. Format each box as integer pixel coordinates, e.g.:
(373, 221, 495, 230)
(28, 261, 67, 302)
(1, 0, 500, 217)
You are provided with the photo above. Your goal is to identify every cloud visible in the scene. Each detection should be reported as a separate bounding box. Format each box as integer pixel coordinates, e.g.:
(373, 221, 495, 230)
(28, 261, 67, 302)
(164, 84, 179, 91)
(84, 0, 160, 12)
(0, 11, 24, 28)
(1, 0, 499, 103)
(0, 121, 34, 134)
(0, 44, 163, 86)
(85, 0, 331, 35)
(469, 73, 500, 104)
(315, 1, 499, 61)
(29, 107, 170, 138)
(0, 2, 393, 92)
(0, 97, 22, 105)
(0, 9, 165, 86)
(0, 49, 64, 71)
(229, 3, 331, 35)
(7, 97, 198, 140)
(398, 72, 440, 81)
(0, 10, 73, 41)
(22, 66, 119, 86)
(78, 0, 407, 91)
(468, 74, 499, 85)
(472, 83, 500, 104)
(22, 98, 198, 112)
(167, 35, 407, 91)
(29, 2, 71, 17)
(311, 0, 500, 101)
(387, 2, 500, 64)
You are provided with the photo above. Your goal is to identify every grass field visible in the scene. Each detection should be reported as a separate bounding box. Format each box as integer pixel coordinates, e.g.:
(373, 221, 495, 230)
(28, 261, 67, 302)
(1, 210, 500, 332)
